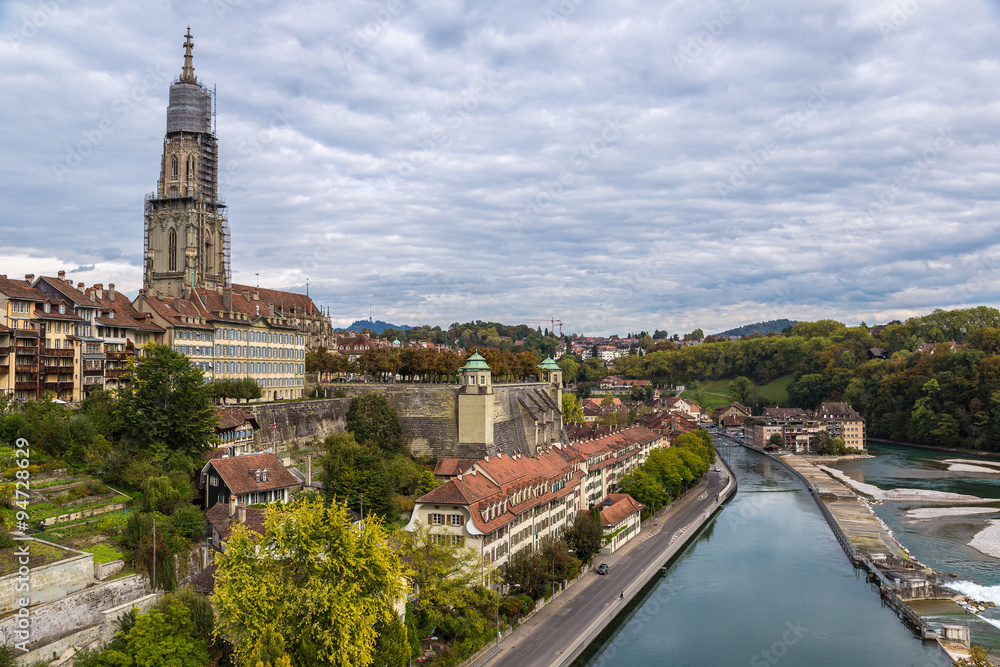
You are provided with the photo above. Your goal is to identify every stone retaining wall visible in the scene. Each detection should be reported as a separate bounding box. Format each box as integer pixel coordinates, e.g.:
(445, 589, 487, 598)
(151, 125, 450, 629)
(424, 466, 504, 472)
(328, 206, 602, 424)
(94, 559, 125, 581)
(0, 574, 148, 649)
(0, 540, 91, 614)
(41, 501, 128, 527)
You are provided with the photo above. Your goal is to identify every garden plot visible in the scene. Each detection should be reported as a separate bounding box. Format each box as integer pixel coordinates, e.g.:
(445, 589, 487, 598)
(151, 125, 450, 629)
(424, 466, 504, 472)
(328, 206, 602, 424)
(27, 475, 131, 527)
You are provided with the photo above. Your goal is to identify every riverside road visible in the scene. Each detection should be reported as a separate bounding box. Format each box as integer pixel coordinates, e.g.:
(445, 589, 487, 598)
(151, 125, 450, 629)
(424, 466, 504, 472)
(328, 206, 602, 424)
(486, 462, 732, 667)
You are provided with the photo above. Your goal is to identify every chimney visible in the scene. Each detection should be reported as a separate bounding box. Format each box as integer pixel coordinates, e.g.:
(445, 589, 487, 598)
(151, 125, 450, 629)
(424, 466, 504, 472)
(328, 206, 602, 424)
(223, 288, 233, 311)
(252, 289, 259, 302)
(228, 495, 236, 518)
(305, 455, 312, 486)
(174, 297, 182, 312)
(108, 283, 115, 302)
(24, 274, 34, 282)
(77, 282, 85, 291)
(201, 544, 210, 569)
(57, 270, 65, 280)
(94, 284, 103, 301)
(238, 503, 246, 524)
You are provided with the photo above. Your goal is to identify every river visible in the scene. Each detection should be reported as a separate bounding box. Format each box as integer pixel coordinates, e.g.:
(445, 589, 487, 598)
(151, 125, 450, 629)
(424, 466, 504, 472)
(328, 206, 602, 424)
(576, 442, 953, 666)
(831, 441, 1000, 652)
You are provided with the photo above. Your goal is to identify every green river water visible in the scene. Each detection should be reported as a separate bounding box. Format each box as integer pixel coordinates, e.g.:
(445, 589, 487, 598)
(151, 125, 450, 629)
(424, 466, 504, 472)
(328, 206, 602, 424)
(579, 441, 999, 666)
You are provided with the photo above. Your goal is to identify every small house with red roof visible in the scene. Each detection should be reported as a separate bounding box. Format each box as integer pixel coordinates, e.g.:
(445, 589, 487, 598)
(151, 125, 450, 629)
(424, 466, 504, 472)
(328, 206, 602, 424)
(199, 451, 298, 509)
(598, 493, 644, 553)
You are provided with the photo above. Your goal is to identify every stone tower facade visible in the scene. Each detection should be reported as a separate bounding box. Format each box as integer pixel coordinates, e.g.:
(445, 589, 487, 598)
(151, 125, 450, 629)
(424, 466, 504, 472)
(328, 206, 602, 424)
(143, 28, 229, 298)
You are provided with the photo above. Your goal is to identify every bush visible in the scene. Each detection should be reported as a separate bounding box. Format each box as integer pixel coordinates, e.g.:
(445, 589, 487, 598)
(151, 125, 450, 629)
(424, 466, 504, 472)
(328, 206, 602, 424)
(123, 458, 163, 490)
(0, 533, 16, 550)
(170, 504, 206, 541)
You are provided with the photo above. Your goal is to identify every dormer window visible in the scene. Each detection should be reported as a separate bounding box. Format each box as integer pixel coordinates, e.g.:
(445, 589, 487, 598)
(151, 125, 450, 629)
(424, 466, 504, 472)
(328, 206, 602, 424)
(43, 303, 50, 313)
(59, 304, 65, 314)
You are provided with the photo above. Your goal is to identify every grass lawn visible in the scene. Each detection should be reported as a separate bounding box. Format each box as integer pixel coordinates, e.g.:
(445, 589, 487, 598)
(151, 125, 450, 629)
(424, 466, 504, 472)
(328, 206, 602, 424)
(87, 543, 124, 564)
(681, 374, 794, 410)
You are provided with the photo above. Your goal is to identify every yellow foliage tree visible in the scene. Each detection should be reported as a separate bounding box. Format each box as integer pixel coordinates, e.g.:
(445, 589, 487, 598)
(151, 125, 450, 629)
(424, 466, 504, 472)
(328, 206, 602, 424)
(212, 498, 404, 667)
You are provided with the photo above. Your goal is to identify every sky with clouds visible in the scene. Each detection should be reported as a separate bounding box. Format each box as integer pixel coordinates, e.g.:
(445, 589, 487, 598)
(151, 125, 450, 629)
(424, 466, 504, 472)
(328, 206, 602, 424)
(2, 0, 1000, 336)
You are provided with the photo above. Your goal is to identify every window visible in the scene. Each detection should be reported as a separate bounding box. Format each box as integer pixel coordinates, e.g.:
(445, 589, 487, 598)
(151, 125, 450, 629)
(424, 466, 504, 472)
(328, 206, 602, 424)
(171, 156, 178, 178)
(449, 514, 462, 526)
(168, 228, 177, 272)
(430, 513, 443, 525)
(450, 535, 464, 547)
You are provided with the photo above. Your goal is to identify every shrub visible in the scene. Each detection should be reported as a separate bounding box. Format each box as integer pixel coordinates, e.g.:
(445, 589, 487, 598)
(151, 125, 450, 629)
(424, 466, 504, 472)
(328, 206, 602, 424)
(170, 504, 206, 541)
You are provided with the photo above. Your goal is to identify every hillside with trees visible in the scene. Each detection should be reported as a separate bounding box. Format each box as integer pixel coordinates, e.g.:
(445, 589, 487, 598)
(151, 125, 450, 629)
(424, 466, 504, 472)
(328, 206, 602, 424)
(608, 307, 1000, 452)
(715, 319, 799, 338)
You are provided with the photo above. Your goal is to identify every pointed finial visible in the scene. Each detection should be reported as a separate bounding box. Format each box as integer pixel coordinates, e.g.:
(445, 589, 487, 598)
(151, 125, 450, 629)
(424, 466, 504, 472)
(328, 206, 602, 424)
(180, 27, 196, 83)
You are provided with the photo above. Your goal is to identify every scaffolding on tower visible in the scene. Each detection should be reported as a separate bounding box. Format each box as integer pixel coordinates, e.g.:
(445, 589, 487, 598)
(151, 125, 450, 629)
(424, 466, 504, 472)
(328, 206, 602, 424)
(221, 215, 232, 287)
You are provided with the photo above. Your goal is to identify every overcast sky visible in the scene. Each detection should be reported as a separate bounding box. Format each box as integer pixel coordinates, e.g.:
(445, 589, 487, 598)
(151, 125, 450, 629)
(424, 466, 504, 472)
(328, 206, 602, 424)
(2, 0, 999, 336)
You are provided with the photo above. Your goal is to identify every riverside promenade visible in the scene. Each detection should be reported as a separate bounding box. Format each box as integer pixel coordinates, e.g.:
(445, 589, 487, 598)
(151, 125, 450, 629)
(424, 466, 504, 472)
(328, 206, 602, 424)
(473, 457, 736, 667)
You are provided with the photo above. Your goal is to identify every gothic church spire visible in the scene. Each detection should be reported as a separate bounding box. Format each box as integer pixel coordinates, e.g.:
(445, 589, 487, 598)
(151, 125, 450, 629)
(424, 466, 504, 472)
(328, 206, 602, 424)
(180, 27, 196, 83)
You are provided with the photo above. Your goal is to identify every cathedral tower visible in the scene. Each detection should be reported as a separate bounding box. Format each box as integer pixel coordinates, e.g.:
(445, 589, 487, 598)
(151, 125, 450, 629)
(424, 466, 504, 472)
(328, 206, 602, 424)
(143, 28, 230, 297)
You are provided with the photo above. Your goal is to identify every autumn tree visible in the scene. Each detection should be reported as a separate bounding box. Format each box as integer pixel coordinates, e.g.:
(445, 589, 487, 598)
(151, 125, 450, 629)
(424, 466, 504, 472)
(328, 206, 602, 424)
(213, 498, 404, 667)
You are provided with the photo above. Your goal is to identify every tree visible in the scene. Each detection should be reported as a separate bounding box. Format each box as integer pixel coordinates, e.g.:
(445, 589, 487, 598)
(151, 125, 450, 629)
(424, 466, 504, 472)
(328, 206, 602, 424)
(346, 393, 404, 455)
(213, 498, 404, 667)
(769, 433, 784, 449)
(320, 432, 396, 519)
(561, 394, 585, 424)
(954, 646, 992, 667)
(79, 600, 210, 667)
(727, 376, 755, 406)
(563, 510, 603, 565)
(113, 343, 217, 456)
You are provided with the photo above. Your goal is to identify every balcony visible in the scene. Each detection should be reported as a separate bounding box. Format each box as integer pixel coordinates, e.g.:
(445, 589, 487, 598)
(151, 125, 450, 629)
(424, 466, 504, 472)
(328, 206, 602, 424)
(0, 347, 11, 356)
(14, 381, 38, 391)
(106, 351, 128, 361)
(42, 349, 74, 358)
(0, 364, 8, 374)
(106, 369, 128, 380)
(12, 330, 38, 339)
(15, 365, 37, 374)
(44, 382, 74, 391)
(43, 364, 65, 373)
(13, 347, 36, 355)
(83, 369, 103, 377)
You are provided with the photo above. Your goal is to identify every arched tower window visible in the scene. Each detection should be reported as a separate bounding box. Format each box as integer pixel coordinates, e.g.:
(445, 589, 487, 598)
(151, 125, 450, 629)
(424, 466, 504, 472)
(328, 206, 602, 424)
(168, 228, 177, 272)
(206, 232, 214, 272)
(186, 157, 193, 182)
(171, 156, 178, 178)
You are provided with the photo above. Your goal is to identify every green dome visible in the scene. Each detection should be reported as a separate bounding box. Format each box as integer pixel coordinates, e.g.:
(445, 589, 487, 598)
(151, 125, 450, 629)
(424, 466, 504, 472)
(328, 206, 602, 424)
(538, 357, 561, 371)
(460, 352, 491, 371)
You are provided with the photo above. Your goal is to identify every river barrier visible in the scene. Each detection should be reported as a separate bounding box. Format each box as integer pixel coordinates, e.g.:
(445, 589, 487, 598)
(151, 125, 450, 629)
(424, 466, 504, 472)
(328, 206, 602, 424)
(736, 440, 972, 662)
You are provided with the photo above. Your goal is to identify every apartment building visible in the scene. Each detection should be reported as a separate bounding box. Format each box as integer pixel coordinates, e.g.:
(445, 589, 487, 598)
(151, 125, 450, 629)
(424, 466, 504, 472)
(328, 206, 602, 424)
(405, 425, 665, 585)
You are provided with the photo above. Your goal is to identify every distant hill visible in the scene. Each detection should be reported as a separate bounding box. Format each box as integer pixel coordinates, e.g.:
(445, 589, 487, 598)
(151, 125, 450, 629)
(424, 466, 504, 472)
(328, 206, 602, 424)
(339, 319, 413, 335)
(716, 319, 799, 338)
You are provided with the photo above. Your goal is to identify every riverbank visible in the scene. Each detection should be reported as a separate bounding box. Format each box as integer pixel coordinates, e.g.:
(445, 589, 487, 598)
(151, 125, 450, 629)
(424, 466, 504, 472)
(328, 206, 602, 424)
(742, 443, 983, 663)
(472, 459, 736, 667)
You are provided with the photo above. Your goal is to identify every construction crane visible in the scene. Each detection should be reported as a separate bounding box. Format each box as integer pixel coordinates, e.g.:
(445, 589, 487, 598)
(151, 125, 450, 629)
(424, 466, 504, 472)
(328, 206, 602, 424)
(514, 318, 564, 336)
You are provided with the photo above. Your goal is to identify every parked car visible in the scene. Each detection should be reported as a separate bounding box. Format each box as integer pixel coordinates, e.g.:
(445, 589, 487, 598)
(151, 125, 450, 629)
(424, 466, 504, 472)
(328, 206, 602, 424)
(597, 563, 609, 575)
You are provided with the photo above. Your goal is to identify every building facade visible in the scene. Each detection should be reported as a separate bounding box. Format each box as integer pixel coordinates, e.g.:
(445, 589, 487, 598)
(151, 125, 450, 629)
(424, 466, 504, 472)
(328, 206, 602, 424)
(405, 425, 664, 584)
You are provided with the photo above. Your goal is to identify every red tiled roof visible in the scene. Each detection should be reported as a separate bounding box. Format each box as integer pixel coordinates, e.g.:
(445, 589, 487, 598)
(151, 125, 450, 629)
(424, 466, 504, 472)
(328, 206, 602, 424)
(206, 452, 298, 494)
(215, 407, 259, 431)
(231, 283, 321, 318)
(206, 502, 268, 543)
(0, 277, 46, 301)
(599, 493, 643, 527)
(433, 458, 479, 477)
(34, 276, 98, 308)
